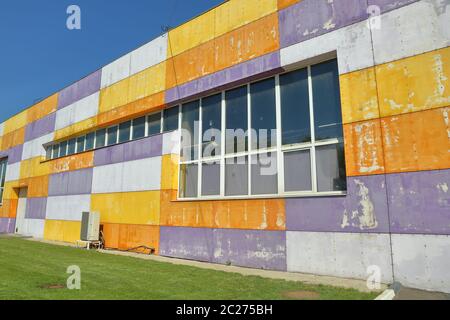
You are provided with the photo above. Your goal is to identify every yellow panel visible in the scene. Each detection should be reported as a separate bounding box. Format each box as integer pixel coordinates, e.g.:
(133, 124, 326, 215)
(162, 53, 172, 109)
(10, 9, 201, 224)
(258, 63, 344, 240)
(128, 61, 166, 103)
(3, 110, 27, 135)
(91, 191, 160, 225)
(20, 157, 51, 180)
(168, 8, 215, 57)
(54, 116, 97, 140)
(161, 154, 179, 190)
(214, 0, 277, 37)
(340, 67, 380, 124)
(44, 220, 81, 243)
(99, 77, 130, 114)
(376, 47, 450, 117)
(26, 93, 58, 124)
(3, 181, 19, 200)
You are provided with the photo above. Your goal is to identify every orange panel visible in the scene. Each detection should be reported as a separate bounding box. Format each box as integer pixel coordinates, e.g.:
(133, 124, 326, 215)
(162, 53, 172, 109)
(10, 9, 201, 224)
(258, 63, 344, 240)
(278, 0, 300, 10)
(0, 200, 17, 218)
(26, 93, 58, 123)
(50, 151, 94, 174)
(97, 92, 165, 127)
(102, 223, 160, 255)
(381, 107, 450, 173)
(343, 119, 385, 176)
(1, 127, 25, 150)
(160, 190, 286, 230)
(27, 175, 49, 198)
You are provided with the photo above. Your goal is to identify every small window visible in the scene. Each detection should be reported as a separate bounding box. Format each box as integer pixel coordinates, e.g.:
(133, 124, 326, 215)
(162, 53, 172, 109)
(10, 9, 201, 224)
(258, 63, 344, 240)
(0, 158, 7, 204)
(251, 152, 278, 195)
(95, 129, 106, 148)
(76, 136, 86, 153)
(132, 116, 146, 139)
(147, 113, 161, 136)
(283, 150, 312, 192)
(201, 160, 220, 196)
(181, 100, 200, 162)
(316, 143, 346, 192)
(202, 94, 222, 158)
(52, 144, 59, 159)
(163, 107, 179, 132)
(225, 156, 248, 196)
(67, 138, 76, 155)
(107, 126, 118, 146)
(45, 146, 52, 160)
(118, 121, 131, 143)
(85, 132, 95, 150)
(59, 141, 68, 157)
(225, 86, 248, 154)
(179, 163, 198, 198)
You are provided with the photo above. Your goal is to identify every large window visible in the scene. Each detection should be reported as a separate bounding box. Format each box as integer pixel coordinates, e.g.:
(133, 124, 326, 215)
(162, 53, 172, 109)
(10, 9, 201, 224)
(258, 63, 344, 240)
(178, 59, 346, 199)
(0, 158, 7, 204)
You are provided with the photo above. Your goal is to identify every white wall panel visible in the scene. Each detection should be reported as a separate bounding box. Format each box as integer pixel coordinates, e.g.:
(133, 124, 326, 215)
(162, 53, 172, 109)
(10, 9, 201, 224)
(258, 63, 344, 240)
(46, 195, 91, 221)
(372, 0, 450, 65)
(22, 133, 54, 161)
(21, 219, 45, 238)
(101, 54, 131, 89)
(130, 34, 168, 75)
(392, 234, 450, 293)
(162, 131, 180, 155)
(55, 92, 99, 130)
(5, 162, 21, 182)
(281, 20, 374, 75)
(92, 162, 123, 194)
(287, 231, 393, 283)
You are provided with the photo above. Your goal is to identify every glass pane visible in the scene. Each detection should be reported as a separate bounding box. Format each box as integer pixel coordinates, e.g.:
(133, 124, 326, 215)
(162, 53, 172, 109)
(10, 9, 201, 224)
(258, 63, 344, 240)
(225, 156, 248, 196)
(179, 163, 198, 198)
(132, 116, 146, 139)
(148, 113, 161, 136)
(201, 160, 220, 196)
(85, 132, 95, 150)
(311, 59, 343, 140)
(225, 86, 248, 154)
(59, 141, 67, 157)
(163, 107, 179, 132)
(251, 152, 278, 195)
(107, 126, 118, 146)
(181, 100, 200, 161)
(95, 129, 106, 148)
(202, 94, 222, 158)
(250, 78, 276, 150)
(118, 121, 131, 143)
(52, 144, 59, 159)
(316, 143, 347, 192)
(45, 146, 52, 160)
(284, 150, 312, 192)
(67, 138, 76, 155)
(76, 136, 85, 153)
(280, 68, 311, 145)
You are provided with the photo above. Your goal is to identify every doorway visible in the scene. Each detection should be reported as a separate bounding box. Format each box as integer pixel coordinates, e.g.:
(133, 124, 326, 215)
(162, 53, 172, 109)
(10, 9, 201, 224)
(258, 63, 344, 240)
(15, 188, 28, 234)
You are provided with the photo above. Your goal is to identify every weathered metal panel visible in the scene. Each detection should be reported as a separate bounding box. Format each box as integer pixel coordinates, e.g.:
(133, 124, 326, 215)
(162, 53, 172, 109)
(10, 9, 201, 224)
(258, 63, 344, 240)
(287, 231, 393, 283)
(55, 92, 100, 130)
(58, 70, 101, 110)
(90, 191, 160, 225)
(50, 151, 94, 174)
(161, 154, 179, 190)
(43, 219, 81, 243)
(392, 233, 450, 293)
(368, 0, 419, 14)
(27, 175, 49, 198)
(21, 218, 45, 238)
(0, 218, 16, 233)
(278, 0, 299, 10)
(6, 144, 23, 164)
(287, 175, 389, 233)
(5, 162, 21, 182)
(130, 34, 168, 75)
(24, 113, 56, 142)
(162, 131, 180, 155)
(20, 157, 51, 180)
(278, 0, 368, 49)
(3, 111, 27, 136)
(371, 0, 450, 65)
(48, 168, 93, 196)
(280, 20, 374, 75)
(387, 169, 450, 234)
(102, 223, 160, 254)
(1, 127, 25, 151)
(54, 117, 97, 141)
(26, 93, 58, 124)
(46, 195, 91, 221)
(101, 54, 131, 89)
(165, 51, 281, 104)
(94, 134, 162, 166)
(25, 197, 47, 219)
(22, 132, 53, 161)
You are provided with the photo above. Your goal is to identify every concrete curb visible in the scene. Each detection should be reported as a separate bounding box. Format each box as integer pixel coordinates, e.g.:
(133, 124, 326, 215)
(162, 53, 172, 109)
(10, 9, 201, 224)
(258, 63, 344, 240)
(374, 289, 396, 300)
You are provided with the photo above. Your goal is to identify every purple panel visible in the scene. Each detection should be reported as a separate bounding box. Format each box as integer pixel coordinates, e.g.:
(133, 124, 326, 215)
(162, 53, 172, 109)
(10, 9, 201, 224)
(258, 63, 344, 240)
(25, 197, 47, 219)
(165, 52, 281, 104)
(94, 134, 162, 166)
(279, 0, 368, 48)
(368, 0, 419, 14)
(0, 218, 15, 234)
(7, 144, 23, 164)
(212, 229, 286, 271)
(48, 168, 93, 196)
(286, 175, 389, 233)
(387, 169, 450, 235)
(57, 70, 101, 110)
(24, 113, 56, 142)
(159, 226, 214, 262)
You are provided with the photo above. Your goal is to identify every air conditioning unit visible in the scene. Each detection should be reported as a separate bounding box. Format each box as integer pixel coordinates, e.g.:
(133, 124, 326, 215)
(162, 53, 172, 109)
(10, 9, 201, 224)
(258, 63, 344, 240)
(80, 212, 100, 241)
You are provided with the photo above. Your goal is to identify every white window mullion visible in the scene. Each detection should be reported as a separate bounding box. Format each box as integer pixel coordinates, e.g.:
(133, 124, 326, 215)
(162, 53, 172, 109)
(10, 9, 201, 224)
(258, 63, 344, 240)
(307, 66, 317, 193)
(220, 91, 226, 197)
(275, 75, 284, 194)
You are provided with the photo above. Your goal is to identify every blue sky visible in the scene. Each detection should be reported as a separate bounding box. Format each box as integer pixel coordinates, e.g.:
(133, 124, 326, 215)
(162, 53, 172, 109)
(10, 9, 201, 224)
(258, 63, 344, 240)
(0, 0, 223, 123)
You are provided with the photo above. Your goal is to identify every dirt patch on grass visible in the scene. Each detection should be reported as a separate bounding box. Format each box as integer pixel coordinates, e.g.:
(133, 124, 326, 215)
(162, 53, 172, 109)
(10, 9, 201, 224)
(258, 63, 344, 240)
(39, 284, 65, 289)
(282, 291, 321, 300)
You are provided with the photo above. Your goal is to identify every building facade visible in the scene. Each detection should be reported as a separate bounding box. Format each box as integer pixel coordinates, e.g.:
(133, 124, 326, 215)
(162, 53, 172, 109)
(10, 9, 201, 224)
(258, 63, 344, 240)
(0, 0, 449, 293)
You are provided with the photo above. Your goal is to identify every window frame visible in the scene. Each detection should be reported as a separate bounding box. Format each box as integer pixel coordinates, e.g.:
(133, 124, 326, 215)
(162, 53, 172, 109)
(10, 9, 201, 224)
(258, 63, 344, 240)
(177, 62, 346, 201)
(0, 158, 7, 205)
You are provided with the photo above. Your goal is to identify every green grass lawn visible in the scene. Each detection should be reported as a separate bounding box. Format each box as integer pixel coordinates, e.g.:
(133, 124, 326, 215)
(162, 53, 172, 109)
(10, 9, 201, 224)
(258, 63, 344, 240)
(0, 236, 378, 300)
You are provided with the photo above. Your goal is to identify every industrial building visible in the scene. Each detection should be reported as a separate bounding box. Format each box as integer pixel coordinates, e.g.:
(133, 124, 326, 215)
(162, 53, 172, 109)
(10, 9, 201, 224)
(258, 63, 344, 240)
(0, 0, 449, 293)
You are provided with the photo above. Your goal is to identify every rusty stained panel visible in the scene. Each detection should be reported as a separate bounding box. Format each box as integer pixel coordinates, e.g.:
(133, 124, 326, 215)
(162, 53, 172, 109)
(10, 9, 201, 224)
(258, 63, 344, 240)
(343, 119, 386, 177)
(50, 151, 94, 174)
(382, 107, 450, 173)
(26, 93, 58, 124)
(166, 13, 279, 89)
(160, 190, 286, 230)
(376, 46, 450, 118)
(102, 223, 160, 254)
